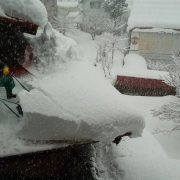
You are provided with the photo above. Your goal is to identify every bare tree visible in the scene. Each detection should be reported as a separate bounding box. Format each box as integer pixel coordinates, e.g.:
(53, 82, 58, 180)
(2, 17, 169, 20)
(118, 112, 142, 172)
(83, 13, 114, 40)
(152, 54, 180, 132)
(95, 33, 128, 78)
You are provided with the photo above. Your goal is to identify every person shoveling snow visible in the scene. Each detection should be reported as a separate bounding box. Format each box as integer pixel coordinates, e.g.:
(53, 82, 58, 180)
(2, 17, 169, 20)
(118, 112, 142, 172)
(0, 64, 16, 99)
(0, 62, 23, 117)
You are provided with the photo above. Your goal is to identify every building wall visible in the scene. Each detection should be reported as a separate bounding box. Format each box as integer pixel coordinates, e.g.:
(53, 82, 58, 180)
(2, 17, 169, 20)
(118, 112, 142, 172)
(130, 30, 180, 60)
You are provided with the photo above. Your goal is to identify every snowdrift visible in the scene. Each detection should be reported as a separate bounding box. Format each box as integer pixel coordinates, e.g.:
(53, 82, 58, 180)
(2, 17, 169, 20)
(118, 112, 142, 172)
(18, 60, 145, 142)
(120, 53, 170, 80)
(0, 28, 144, 156)
(0, 0, 48, 27)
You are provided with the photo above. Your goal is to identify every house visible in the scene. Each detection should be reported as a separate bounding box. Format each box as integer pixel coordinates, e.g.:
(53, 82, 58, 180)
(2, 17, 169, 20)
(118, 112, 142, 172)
(40, 0, 58, 18)
(128, 0, 180, 62)
(80, 0, 110, 33)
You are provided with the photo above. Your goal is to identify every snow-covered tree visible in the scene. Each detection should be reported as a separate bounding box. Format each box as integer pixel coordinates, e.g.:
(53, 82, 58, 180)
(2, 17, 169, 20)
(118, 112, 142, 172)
(153, 55, 180, 133)
(103, 0, 128, 34)
(104, 0, 127, 20)
(95, 33, 128, 78)
(148, 55, 180, 95)
(83, 13, 114, 40)
(168, 55, 180, 95)
(50, 11, 72, 35)
(90, 15, 113, 40)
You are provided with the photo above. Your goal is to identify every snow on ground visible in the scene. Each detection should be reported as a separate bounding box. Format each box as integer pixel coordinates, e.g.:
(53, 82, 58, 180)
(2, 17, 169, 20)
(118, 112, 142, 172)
(0, 28, 145, 156)
(66, 29, 180, 179)
(123, 53, 147, 71)
(113, 130, 180, 180)
(19, 59, 144, 142)
(0, 0, 48, 27)
(120, 53, 170, 80)
(67, 30, 99, 62)
(67, 30, 125, 83)
(0, 14, 180, 178)
(123, 95, 180, 159)
(57, 1, 79, 8)
(0, 86, 62, 157)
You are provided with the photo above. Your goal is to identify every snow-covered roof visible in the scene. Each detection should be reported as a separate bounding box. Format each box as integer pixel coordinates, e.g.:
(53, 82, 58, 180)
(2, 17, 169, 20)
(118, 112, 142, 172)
(120, 54, 170, 80)
(19, 60, 144, 142)
(128, 0, 180, 31)
(16, 31, 144, 143)
(0, 0, 48, 27)
(57, 1, 79, 8)
(133, 28, 180, 34)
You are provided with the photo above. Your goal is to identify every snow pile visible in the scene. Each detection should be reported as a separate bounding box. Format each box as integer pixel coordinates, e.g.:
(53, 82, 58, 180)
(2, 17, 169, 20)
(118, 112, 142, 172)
(123, 53, 147, 71)
(120, 53, 170, 80)
(113, 130, 180, 180)
(0, 0, 48, 27)
(32, 24, 80, 72)
(0, 123, 57, 157)
(57, 1, 78, 8)
(18, 60, 144, 142)
(128, 0, 180, 30)
(0, 83, 59, 156)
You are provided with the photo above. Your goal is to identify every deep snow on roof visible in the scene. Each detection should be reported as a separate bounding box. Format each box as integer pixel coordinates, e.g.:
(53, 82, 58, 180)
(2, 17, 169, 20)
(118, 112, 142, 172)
(57, 0, 78, 8)
(120, 54, 170, 80)
(128, 0, 180, 31)
(0, 0, 48, 27)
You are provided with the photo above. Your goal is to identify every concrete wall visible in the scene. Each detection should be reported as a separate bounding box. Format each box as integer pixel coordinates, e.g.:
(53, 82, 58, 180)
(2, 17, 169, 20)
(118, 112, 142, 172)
(130, 30, 180, 60)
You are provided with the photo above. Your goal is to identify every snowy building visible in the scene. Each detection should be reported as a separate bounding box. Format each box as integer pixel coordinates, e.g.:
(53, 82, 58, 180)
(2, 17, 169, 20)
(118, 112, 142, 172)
(80, 0, 109, 33)
(40, 0, 58, 17)
(128, 0, 180, 61)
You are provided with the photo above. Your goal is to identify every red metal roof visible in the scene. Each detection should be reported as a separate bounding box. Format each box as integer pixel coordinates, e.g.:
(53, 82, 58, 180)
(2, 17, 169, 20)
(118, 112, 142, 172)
(115, 75, 176, 96)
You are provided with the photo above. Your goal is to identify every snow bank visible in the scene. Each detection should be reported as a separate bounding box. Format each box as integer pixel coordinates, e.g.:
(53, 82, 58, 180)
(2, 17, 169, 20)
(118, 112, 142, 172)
(57, 1, 78, 8)
(32, 26, 80, 72)
(128, 0, 180, 30)
(134, 28, 180, 34)
(0, 0, 48, 27)
(18, 61, 144, 142)
(0, 84, 59, 156)
(123, 53, 147, 71)
(113, 130, 180, 180)
(0, 122, 58, 157)
(120, 53, 170, 80)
